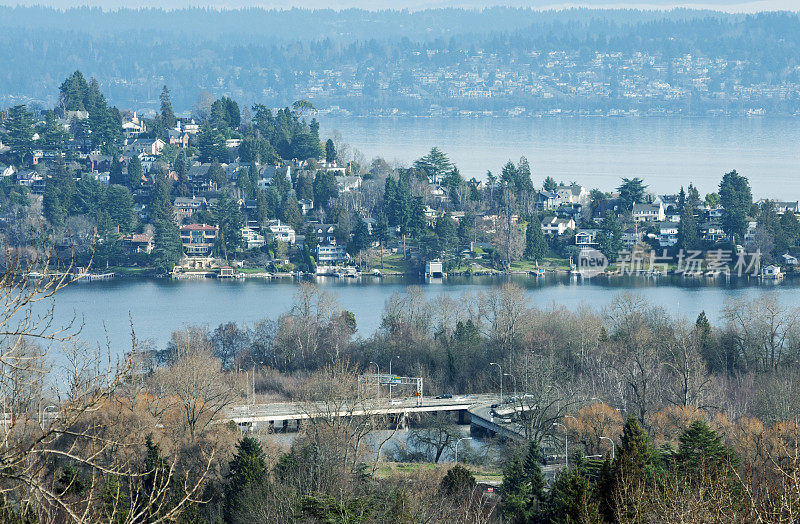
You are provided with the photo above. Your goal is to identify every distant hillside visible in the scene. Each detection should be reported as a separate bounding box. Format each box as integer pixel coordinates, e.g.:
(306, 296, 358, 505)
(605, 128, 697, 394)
(1, 7, 798, 116)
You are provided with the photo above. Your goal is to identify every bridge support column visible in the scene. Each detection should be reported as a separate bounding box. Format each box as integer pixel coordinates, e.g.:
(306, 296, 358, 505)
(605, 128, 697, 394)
(458, 410, 470, 425)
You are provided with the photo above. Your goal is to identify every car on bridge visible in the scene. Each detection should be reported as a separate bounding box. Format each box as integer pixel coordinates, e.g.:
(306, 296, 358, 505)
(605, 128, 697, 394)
(435, 393, 453, 399)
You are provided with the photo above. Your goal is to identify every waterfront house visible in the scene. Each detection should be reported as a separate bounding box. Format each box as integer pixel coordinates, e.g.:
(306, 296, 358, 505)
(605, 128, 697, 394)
(762, 265, 783, 279)
(317, 244, 348, 264)
(336, 175, 362, 193)
(122, 113, 145, 138)
(313, 224, 338, 245)
(622, 227, 644, 247)
(299, 198, 314, 215)
(781, 253, 798, 266)
(180, 223, 218, 256)
(575, 229, 600, 247)
(122, 233, 154, 254)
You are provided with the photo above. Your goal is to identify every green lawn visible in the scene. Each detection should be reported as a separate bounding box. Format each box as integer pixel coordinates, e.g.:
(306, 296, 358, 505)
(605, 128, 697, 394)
(371, 461, 501, 481)
(378, 254, 410, 275)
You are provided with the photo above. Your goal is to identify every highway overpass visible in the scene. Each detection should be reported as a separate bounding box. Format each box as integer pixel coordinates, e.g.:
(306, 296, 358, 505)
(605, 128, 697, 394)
(225, 394, 525, 440)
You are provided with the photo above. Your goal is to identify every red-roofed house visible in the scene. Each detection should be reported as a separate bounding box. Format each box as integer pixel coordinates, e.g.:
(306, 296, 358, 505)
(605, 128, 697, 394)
(180, 224, 218, 256)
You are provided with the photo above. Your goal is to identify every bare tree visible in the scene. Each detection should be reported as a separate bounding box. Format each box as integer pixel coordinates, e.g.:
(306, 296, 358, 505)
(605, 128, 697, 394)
(0, 248, 211, 522)
(153, 329, 241, 439)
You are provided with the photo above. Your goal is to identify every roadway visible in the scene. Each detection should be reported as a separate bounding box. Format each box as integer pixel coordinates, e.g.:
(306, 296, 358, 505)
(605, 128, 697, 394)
(225, 394, 498, 425)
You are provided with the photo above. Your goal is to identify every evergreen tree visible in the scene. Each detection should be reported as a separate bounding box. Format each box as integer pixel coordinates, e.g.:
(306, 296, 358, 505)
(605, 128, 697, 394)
(109, 155, 125, 186)
(173, 150, 190, 197)
(374, 212, 389, 268)
(105, 184, 135, 232)
(152, 220, 182, 273)
(214, 192, 244, 259)
(413, 147, 453, 182)
(524, 219, 549, 261)
(149, 175, 173, 223)
(280, 194, 303, 232)
(608, 416, 655, 522)
(325, 138, 337, 163)
(140, 435, 169, 521)
(548, 467, 600, 523)
(617, 177, 648, 213)
(159, 85, 177, 129)
(434, 213, 458, 254)
(440, 465, 476, 497)
(4, 105, 34, 165)
(127, 155, 143, 189)
(719, 170, 752, 242)
(224, 437, 267, 522)
(206, 160, 227, 189)
(543, 176, 558, 192)
(348, 214, 371, 263)
(676, 421, 735, 477)
(501, 456, 530, 523)
(678, 196, 700, 251)
(40, 110, 70, 154)
(597, 211, 623, 262)
(59, 71, 89, 111)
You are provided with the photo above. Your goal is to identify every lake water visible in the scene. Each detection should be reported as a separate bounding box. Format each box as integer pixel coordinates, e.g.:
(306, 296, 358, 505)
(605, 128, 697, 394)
(38, 274, 800, 354)
(321, 116, 800, 198)
(28, 116, 800, 353)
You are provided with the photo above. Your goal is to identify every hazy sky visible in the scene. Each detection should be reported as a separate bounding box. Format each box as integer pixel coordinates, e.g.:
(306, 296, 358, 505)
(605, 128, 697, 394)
(0, 0, 796, 11)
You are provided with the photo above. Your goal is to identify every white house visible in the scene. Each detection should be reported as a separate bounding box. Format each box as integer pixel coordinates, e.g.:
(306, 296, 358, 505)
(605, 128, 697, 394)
(317, 244, 348, 264)
(267, 220, 296, 245)
(241, 227, 266, 249)
(632, 201, 666, 223)
(555, 184, 589, 206)
(125, 138, 165, 156)
(540, 216, 575, 236)
(336, 175, 362, 193)
(761, 265, 783, 279)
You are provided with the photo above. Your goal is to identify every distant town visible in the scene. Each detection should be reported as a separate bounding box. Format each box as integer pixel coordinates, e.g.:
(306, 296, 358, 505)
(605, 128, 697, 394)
(0, 72, 796, 280)
(3, 8, 800, 117)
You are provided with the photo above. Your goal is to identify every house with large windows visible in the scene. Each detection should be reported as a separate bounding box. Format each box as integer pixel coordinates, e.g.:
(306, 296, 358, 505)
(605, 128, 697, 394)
(180, 223, 218, 256)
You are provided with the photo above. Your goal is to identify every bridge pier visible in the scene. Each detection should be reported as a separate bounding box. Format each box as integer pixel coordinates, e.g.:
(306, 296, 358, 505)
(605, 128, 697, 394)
(458, 410, 470, 425)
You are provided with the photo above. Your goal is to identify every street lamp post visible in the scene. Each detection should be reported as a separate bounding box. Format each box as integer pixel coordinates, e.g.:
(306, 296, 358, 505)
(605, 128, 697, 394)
(389, 356, 400, 401)
(553, 422, 568, 469)
(455, 436, 473, 464)
(41, 405, 57, 426)
(490, 362, 503, 403)
(600, 436, 615, 461)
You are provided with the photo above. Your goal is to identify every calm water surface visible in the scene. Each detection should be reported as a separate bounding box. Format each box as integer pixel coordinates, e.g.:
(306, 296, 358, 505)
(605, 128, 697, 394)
(41, 275, 800, 354)
(321, 116, 800, 198)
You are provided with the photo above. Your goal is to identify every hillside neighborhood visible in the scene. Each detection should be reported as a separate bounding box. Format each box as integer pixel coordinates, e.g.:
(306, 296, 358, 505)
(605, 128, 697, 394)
(0, 72, 797, 280)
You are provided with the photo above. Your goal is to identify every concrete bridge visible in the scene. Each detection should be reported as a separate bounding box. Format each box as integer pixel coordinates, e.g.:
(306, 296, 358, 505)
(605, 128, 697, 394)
(225, 394, 525, 439)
